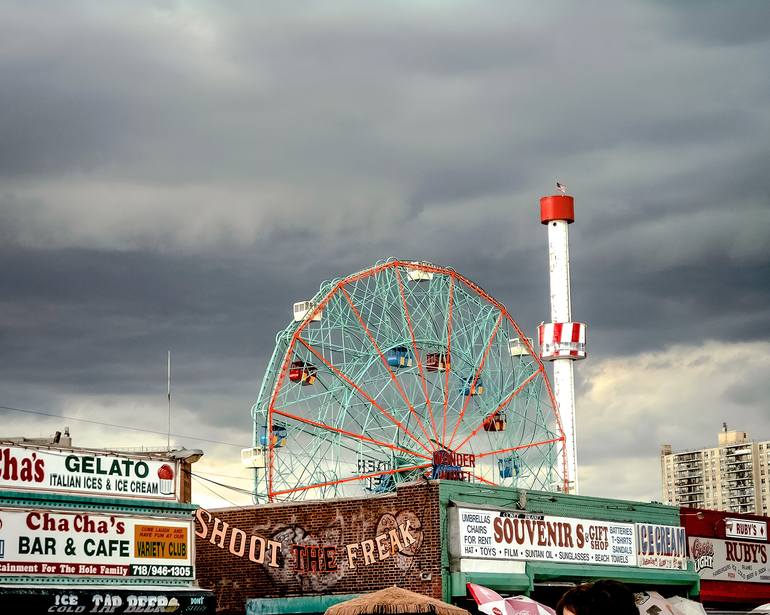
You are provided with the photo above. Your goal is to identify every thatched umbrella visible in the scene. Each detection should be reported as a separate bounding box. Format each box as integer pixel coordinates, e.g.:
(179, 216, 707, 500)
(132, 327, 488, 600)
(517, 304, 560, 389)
(325, 587, 471, 615)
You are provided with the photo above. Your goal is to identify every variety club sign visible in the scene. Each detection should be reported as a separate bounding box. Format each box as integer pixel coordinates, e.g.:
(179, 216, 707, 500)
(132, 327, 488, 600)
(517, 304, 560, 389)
(690, 536, 770, 584)
(451, 507, 637, 567)
(635, 523, 687, 570)
(0, 509, 193, 580)
(0, 445, 179, 501)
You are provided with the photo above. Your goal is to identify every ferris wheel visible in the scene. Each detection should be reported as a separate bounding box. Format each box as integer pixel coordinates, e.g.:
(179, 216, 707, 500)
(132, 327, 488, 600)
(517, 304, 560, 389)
(247, 259, 566, 502)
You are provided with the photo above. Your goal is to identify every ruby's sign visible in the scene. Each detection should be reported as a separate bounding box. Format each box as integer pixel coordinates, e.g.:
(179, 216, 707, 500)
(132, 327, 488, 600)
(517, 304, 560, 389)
(0, 445, 179, 501)
(0, 509, 193, 579)
(725, 518, 767, 541)
(689, 536, 770, 583)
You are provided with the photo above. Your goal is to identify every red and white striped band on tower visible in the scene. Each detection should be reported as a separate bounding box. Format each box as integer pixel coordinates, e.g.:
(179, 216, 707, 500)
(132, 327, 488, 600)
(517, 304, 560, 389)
(538, 322, 588, 360)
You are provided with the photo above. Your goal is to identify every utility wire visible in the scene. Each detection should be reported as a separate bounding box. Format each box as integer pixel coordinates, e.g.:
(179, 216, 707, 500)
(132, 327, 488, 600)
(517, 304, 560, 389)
(0, 403, 248, 449)
(3, 403, 417, 498)
(0, 403, 377, 468)
(1, 403, 261, 506)
(191, 475, 245, 509)
(188, 470, 263, 512)
(193, 469, 254, 481)
(188, 470, 257, 497)
(3, 404, 425, 508)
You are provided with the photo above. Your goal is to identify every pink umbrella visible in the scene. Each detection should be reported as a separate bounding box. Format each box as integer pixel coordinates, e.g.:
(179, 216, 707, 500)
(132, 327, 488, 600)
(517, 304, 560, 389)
(467, 584, 556, 615)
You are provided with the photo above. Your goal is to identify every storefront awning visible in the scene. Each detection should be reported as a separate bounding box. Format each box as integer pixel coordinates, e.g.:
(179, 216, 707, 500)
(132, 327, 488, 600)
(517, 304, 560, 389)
(450, 571, 532, 597)
(246, 594, 362, 615)
(528, 562, 700, 597)
(450, 565, 699, 600)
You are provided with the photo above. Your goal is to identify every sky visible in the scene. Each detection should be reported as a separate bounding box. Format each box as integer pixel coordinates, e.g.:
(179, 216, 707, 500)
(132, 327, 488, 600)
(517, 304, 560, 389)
(1, 0, 769, 508)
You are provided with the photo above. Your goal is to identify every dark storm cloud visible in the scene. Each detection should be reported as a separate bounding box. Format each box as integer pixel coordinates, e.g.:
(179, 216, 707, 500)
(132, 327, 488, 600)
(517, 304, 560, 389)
(655, 0, 770, 47)
(0, 245, 298, 369)
(0, 245, 292, 434)
(1, 1, 769, 500)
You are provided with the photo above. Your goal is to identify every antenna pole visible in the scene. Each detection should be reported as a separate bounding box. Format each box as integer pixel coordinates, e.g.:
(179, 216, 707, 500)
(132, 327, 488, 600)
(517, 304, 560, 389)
(167, 351, 171, 451)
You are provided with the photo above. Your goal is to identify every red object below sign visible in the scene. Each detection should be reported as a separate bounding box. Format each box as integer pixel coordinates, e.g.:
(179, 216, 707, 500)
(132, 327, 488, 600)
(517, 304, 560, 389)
(701, 580, 770, 605)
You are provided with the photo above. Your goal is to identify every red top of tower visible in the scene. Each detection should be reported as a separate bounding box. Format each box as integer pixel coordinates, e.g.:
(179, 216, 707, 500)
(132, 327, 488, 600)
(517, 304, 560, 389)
(540, 195, 574, 224)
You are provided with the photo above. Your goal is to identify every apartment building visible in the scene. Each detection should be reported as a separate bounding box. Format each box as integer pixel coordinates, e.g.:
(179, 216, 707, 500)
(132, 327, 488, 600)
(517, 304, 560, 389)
(661, 424, 770, 514)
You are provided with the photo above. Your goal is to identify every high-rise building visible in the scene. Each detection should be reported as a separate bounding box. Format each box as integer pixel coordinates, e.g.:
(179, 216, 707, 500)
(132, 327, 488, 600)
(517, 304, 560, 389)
(661, 424, 770, 514)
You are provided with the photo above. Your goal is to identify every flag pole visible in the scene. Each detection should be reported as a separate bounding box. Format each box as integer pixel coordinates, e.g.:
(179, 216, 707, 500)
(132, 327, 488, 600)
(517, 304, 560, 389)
(167, 351, 171, 451)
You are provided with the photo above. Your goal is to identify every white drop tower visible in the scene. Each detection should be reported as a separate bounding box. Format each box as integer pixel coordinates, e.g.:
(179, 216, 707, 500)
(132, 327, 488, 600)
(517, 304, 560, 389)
(538, 193, 587, 494)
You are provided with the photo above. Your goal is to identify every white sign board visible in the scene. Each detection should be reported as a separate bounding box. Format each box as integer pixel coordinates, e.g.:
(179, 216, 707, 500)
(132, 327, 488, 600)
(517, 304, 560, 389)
(0, 508, 193, 579)
(0, 445, 179, 501)
(690, 536, 770, 583)
(635, 523, 688, 570)
(725, 518, 767, 541)
(453, 507, 637, 566)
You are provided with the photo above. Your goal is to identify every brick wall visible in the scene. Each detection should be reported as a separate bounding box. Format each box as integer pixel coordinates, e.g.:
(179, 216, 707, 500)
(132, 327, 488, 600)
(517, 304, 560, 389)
(195, 482, 442, 614)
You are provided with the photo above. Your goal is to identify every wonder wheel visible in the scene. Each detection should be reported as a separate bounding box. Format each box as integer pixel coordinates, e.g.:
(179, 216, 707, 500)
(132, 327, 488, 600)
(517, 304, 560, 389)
(248, 259, 565, 502)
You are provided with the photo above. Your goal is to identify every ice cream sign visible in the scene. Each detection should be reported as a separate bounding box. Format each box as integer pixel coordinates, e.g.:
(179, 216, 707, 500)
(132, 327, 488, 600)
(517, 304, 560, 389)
(635, 523, 687, 570)
(0, 446, 179, 501)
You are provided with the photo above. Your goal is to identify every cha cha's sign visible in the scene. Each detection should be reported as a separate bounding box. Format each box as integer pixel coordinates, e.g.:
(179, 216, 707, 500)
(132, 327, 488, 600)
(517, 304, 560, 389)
(451, 507, 637, 566)
(635, 523, 687, 570)
(0, 508, 193, 580)
(0, 445, 179, 501)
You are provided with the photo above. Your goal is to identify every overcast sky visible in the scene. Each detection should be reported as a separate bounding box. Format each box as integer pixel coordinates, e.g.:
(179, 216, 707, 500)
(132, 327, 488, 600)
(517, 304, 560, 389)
(1, 1, 769, 508)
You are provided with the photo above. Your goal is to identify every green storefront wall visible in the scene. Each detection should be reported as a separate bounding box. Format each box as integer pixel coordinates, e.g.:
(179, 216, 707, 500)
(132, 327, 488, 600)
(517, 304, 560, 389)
(438, 482, 700, 601)
(0, 489, 198, 516)
(245, 594, 362, 615)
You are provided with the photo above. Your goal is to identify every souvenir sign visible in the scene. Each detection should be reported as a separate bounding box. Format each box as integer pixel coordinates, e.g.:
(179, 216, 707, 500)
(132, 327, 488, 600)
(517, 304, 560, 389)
(452, 507, 636, 566)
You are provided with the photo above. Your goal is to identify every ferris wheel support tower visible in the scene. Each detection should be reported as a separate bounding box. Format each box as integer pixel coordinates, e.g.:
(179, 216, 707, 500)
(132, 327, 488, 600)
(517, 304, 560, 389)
(538, 194, 587, 495)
